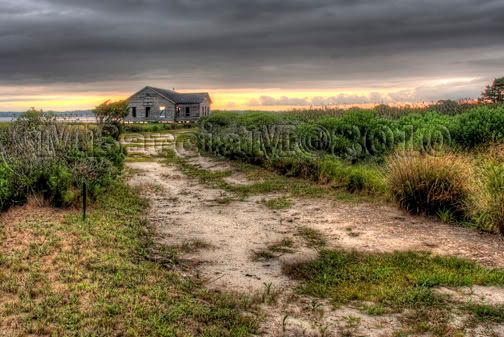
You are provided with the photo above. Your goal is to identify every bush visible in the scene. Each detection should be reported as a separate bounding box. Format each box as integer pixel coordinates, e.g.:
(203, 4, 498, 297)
(451, 106, 504, 148)
(38, 162, 74, 207)
(0, 109, 126, 210)
(0, 163, 13, 210)
(198, 107, 504, 205)
(387, 154, 474, 218)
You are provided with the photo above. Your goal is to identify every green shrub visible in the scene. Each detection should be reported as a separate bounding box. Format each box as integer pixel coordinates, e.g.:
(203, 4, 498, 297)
(41, 163, 74, 207)
(387, 154, 474, 218)
(451, 106, 504, 148)
(0, 109, 126, 211)
(346, 165, 386, 193)
(198, 107, 504, 205)
(0, 163, 13, 210)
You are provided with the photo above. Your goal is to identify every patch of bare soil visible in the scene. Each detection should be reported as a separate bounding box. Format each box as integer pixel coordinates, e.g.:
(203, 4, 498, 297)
(436, 286, 504, 306)
(127, 157, 504, 337)
(0, 200, 71, 252)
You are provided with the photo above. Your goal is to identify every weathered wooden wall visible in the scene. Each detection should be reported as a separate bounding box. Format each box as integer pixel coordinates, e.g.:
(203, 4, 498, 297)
(126, 87, 176, 122)
(126, 87, 212, 122)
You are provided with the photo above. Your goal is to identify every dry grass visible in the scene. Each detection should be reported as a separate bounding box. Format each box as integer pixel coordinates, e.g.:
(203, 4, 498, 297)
(387, 153, 475, 219)
(472, 146, 504, 233)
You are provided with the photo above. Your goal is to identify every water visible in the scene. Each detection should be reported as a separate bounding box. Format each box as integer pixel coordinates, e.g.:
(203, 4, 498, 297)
(0, 116, 97, 123)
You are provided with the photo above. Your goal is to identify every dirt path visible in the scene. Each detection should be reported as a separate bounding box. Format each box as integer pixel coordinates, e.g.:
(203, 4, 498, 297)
(127, 156, 504, 337)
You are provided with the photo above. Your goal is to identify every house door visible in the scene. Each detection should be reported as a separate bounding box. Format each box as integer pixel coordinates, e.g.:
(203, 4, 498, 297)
(145, 107, 151, 118)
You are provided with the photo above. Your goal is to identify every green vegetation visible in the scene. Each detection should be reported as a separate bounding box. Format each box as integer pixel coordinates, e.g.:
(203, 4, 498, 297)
(466, 304, 504, 322)
(123, 122, 195, 133)
(197, 104, 504, 233)
(199, 105, 504, 164)
(387, 154, 474, 219)
(284, 249, 504, 335)
(163, 149, 380, 202)
(0, 181, 257, 336)
(0, 109, 125, 211)
(297, 227, 327, 248)
(94, 99, 130, 139)
(252, 238, 295, 261)
(261, 196, 293, 209)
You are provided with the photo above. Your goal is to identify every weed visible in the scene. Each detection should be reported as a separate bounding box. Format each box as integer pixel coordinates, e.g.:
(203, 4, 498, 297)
(177, 239, 214, 254)
(256, 282, 281, 305)
(252, 238, 295, 261)
(269, 238, 294, 253)
(465, 304, 504, 322)
(438, 208, 456, 224)
(282, 314, 289, 332)
(261, 196, 294, 210)
(298, 227, 327, 248)
(252, 250, 276, 261)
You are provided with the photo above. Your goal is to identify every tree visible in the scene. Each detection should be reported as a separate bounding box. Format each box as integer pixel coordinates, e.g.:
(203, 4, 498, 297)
(94, 100, 129, 124)
(480, 77, 504, 104)
(93, 100, 129, 140)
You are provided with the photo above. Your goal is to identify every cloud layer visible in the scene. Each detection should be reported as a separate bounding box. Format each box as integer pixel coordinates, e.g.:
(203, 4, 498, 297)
(1, 0, 503, 106)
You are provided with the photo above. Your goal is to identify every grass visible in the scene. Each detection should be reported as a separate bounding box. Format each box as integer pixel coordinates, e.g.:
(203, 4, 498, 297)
(261, 196, 293, 210)
(297, 227, 327, 248)
(284, 249, 504, 335)
(387, 153, 474, 219)
(162, 148, 381, 203)
(0, 181, 257, 336)
(177, 239, 214, 254)
(466, 304, 504, 322)
(252, 238, 295, 261)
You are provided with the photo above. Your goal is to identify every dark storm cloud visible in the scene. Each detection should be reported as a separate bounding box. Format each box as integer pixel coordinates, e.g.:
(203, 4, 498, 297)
(0, 0, 503, 96)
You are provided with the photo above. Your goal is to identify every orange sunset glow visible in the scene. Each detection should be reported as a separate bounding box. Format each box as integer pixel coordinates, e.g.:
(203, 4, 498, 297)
(0, 77, 485, 112)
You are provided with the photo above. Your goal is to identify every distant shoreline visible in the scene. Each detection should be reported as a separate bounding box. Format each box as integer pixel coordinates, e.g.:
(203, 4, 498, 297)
(0, 116, 97, 123)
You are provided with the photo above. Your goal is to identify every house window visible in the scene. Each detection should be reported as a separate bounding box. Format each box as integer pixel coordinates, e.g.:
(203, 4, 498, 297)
(185, 107, 190, 117)
(131, 107, 137, 118)
(160, 106, 166, 118)
(145, 107, 151, 118)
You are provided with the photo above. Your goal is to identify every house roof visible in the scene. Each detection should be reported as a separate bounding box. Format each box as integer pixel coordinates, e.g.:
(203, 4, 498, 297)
(147, 86, 212, 104)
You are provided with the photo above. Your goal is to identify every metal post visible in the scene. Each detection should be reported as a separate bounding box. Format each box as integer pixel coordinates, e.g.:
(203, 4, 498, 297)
(82, 182, 87, 221)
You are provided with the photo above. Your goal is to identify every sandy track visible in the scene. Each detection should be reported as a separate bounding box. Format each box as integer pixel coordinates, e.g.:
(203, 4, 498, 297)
(127, 157, 504, 337)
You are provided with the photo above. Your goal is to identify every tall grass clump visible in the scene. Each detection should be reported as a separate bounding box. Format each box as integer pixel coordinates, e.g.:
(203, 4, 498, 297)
(387, 154, 474, 219)
(472, 145, 504, 233)
(479, 165, 504, 233)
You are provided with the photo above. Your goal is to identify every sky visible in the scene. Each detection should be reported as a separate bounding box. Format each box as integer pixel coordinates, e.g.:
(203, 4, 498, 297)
(1, 0, 503, 111)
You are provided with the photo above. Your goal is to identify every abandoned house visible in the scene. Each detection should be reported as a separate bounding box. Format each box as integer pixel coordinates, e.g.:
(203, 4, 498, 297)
(126, 86, 212, 122)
